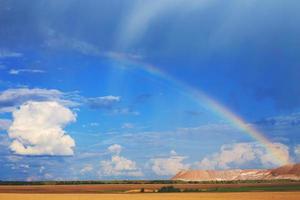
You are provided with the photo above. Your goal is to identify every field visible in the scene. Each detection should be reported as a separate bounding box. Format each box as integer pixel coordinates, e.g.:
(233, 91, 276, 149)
(1, 182, 300, 193)
(1, 192, 300, 200)
(1, 183, 300, 200)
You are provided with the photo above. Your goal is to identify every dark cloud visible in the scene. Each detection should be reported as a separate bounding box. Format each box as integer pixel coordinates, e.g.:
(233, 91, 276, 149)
(184, 110, 202, 117)
(0, 88, 77, 112)
(134, 93, 152, 104)
(254, 113, 300, 127)
(87, 96, 120, 110)
(112, 107, 139, 116)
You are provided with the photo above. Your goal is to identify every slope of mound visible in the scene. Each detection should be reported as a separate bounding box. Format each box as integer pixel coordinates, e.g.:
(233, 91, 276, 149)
(172, 163, 300, 182)
(271, 163, 300, 176)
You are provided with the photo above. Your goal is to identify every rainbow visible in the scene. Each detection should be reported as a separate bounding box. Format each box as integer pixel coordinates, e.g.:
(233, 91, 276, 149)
(110, 53, 291, 166)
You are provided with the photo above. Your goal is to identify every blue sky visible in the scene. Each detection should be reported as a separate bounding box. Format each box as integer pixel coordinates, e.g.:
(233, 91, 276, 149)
(0, 0, 300, 181)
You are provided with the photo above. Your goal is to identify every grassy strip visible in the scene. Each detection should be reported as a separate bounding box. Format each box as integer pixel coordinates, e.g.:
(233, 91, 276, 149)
(156, 185, 300, 193)
(211, 185, 300, 192)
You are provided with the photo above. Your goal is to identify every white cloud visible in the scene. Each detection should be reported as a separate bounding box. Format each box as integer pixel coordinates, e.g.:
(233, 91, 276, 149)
(260, 143, 290, 167)
(105, 51, 144, 61)
(9, 69, 45, 75)
(198, 143, 257, 170)
(0, 88, 125, 113)
(0, 49, 23, 58)
(0, 119, 11, 131)
(122, 123, 134, 129)
(100, 155, 141, 176)
(99, 144, 143, 177)
(294, 145, 300, 158)
(150, 151, 190, 176)
(44, 28, 145, 60)
(8, 101, 76, 156)
(6, 155, 23, 162)
(20, 164, 30, 169)
(170, 150, 177, 156)
(44, 29, 101, 56)
(39, 166, 45, 173)
(197, 142, 290, 169)
(108, 144, 122, 155)
(177, 123, 236, 135)
(80, 164, 94, 175)
(90, 122, 99, 126)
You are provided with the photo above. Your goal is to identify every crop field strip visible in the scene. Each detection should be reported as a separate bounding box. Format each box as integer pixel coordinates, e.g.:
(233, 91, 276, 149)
(0, 182, 300, 193)
(1, 192, 300, 200)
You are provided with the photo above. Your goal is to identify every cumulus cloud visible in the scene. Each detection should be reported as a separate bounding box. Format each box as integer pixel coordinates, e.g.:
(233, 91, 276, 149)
(8, 101, 76, 156)
(9, 69, 45, 75)
(197, 142, 290, 170)
(150, 151, 190, 176)
(0, 88, 78, 113)
(87, 95, 120, 109)
(99, 144, 142, 177)
(80, 164, 94, 175)
(100, 156, 141, 176)
(108, 144, 122, 155)
(260, 143, 290, 167)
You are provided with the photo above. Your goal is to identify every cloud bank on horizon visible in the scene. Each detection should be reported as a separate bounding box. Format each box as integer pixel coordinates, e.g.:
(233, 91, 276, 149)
(0, 0, 300, 180)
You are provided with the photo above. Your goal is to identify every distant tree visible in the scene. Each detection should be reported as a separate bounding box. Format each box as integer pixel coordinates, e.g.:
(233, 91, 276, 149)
(158, 186, 181, 193)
